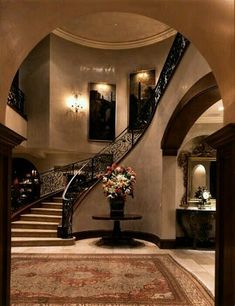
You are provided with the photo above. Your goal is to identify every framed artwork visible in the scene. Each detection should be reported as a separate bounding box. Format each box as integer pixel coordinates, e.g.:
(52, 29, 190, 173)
(129, 69, 156, 129)
(89, 82, 116, 141)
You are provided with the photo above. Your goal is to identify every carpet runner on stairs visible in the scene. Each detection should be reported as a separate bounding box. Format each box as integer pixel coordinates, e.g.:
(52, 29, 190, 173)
(11, 197, 75, 247)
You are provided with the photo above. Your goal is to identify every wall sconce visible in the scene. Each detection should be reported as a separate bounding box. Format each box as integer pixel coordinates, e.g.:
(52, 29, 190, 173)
(67, 93, 84, 113)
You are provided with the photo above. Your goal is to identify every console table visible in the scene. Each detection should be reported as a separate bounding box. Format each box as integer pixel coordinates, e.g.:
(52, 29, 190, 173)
(176, 207, 216, 249)
(92, 214, 142, 246)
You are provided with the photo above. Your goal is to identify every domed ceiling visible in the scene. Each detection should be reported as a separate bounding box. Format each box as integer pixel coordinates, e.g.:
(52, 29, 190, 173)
(53, 12, 176, 49)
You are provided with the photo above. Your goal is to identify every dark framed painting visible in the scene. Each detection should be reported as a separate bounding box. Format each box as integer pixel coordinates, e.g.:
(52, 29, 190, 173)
(129, 69, 156, 130)
(89, 82, 116, 141)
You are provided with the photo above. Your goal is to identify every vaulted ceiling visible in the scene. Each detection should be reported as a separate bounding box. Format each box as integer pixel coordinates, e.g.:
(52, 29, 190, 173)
(53, 12, 176, 49)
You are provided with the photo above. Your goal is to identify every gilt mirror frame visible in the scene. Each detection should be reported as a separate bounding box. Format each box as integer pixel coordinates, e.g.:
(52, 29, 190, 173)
(178, 142, 216, 207)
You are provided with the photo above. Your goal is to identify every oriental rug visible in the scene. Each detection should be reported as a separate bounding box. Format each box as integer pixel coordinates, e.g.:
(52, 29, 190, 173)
(11, 253, 214, 306)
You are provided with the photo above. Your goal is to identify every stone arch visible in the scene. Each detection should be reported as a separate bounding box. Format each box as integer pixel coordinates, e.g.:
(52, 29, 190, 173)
(0, 1, 233, 123)
(161, 72, 221, 156)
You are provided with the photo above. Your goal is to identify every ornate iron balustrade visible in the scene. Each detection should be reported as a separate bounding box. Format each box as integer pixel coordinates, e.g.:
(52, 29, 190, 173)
(58, 154, 113, 237)
(7, 86, 25, 117)
(58, 33, 190, 238)
(40, 153, 114, 197)
(40, 159, 91, 196)
(40, 169, 66, 196)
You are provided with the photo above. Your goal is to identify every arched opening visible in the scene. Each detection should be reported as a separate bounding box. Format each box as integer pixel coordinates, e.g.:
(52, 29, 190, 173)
(161, 72, 221, 155)
(0, 3, 234, 306)
(11, 158, 40, 212)
(160, 75, 225, 298)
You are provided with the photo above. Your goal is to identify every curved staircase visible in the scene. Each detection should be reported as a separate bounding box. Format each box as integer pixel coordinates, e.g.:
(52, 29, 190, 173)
(11, 196, 75, 246)
(11, 33, 189, 246)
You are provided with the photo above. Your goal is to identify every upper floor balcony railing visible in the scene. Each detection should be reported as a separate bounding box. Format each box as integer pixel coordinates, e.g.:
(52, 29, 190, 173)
(7, 85, 26, 118)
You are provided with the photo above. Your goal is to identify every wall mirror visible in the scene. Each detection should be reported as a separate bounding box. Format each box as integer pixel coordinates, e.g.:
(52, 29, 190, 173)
(187, 156, 216, 201)
(178, 141, 216, 207)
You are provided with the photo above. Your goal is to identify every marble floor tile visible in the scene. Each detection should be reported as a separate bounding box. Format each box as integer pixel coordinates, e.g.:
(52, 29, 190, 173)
(201, 264, 215, 276)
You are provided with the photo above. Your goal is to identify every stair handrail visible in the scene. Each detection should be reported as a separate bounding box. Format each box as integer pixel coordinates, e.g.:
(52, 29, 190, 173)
(58, 33, 190, 238)
(40, 157, 94, 196)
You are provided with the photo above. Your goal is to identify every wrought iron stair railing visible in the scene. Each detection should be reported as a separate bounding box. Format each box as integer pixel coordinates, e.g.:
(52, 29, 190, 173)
(39, 33, 189, 238)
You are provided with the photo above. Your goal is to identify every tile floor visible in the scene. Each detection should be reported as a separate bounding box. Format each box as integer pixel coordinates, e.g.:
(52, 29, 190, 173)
(11, 238, 215, 295)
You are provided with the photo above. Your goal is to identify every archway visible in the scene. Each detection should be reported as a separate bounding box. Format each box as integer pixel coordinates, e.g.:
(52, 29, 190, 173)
(161, 74, 234, 305)
(0, 2, 234, 306)
(160, 74, 221, 241)
(11, 158, 40, 212)
(0, 1, 233, 124)
(161, 72, 221, 155)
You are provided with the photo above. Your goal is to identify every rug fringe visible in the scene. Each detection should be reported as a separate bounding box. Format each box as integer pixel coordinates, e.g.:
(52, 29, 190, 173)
(11, 304, 145, 306)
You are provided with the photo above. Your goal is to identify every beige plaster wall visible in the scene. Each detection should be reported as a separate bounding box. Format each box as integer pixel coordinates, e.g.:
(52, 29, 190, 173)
(19, 36, 50, 149)
(5, 105, 27, 138)
(49, 34, 174, 153)
(15, 34, 174, 166)
(73, 43, 212, 238)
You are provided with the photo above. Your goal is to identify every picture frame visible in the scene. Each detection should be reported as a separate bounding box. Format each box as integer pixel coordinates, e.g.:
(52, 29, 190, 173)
(129, 69, 156, 129)
(89, 82, 116, 141)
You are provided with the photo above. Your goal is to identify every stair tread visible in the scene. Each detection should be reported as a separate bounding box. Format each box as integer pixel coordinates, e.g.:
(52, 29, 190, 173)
(12, 229, 57, 233)
(31, 208, 62, 211)
(12, 221, 59, 225)
(21, 214, 61, 218)
(12, 237, 75, 241)
(41, 202, 62, 205)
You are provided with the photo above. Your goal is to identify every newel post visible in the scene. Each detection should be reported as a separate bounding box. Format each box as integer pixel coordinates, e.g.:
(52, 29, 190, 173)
(0, 124, 25, 306)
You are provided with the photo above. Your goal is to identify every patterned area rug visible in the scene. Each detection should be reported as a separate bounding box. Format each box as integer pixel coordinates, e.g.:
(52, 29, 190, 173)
(11, 253, 214, 306)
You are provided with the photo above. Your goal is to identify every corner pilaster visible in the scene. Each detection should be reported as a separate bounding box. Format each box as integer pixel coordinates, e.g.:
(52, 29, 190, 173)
(206, 124, 235, 306)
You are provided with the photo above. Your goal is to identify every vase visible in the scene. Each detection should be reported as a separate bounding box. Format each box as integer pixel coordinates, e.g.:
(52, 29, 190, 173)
(109, 197, 125, 217)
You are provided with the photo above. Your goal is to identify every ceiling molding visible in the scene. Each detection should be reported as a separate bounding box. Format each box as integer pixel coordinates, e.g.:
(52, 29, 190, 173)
(53, 28, 176, 50)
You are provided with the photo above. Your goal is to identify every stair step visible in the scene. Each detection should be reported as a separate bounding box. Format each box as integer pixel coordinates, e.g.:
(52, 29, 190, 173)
(30, 207, 62, 216)
(52, 197, 63, 203)
(12, 228, 57, 238)
(11, 237, 76, 247)
(11, 221, 58, 230)
(11, 193, 69, 247)
(20, 214, 61, 223)
(41, 202, 63, 209)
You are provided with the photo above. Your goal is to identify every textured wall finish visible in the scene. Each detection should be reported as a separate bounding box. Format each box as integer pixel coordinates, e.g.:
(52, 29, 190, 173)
(49, 34, 173, 152)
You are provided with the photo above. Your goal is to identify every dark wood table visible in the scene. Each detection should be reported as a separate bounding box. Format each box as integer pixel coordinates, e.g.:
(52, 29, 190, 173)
(92, 214, 142, 246)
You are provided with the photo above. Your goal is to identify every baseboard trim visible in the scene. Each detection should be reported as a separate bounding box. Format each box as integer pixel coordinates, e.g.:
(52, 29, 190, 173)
(176, 237, 215, 250)
(72, 230, 176, 249)
(159, 239, 176, 249)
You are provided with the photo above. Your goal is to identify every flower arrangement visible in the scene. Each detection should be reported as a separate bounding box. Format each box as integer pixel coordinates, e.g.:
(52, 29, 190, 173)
(101, 163, 136, 200)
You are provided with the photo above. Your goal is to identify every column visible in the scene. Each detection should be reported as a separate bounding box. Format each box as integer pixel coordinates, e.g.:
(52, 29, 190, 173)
(160, 155, 177, 248)
(206, 124, 235, 306)
(0, 124, 25, 306)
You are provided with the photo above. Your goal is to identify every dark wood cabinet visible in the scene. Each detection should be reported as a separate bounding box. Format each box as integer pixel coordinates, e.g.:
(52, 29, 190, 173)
(176, 207, 216, 248)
